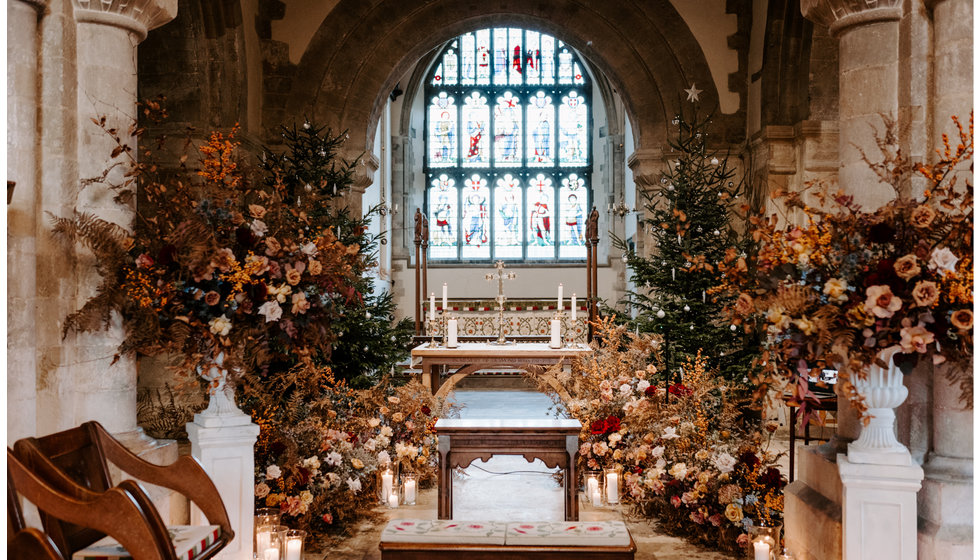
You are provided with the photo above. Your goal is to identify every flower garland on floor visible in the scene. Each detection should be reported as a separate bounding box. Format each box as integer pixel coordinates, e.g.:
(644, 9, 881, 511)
(533, 318, 784, 554)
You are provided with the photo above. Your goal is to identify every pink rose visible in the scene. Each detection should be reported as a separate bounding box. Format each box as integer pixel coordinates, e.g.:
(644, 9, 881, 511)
(864, 285, 902, 319)
(900, 323, 935, 354)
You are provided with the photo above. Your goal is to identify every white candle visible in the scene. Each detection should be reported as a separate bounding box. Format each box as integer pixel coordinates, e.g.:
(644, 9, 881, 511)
(381, 470, 393, 502)
(442, 283, 448, 311)
(550, 319, 561, 348)
(285, 539, 302, 560)
(753, 541, 771, 560)
(591, 488, 602, 507)
(256, 530, 272, 555)
(404, 479, 417, 503)
(429, 292, 435, 321)
(586, 476, 598, 496)
(264, 548, 280, 560)
(388, 493, 399, 508)
(605, 472, 619, 504)
(672, 268, 676, 281)
(571, 293, 577, 321)
(447, 319, 458, 348)
(557, 283, 563, 311)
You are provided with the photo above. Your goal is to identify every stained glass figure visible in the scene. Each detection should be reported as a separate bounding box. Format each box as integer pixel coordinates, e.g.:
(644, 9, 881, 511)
(461, 33, 476, 84)
(476, 29, 491, 84)
(428, 174, 458, 259)
(494, 174, 523, 259)
(493, 92, 522, 166)
(558, 91, 587, 165)
(443, 47, 458, 85)
(526, 174, 555, 259)
(461, 174, 491, 259)
(559, 174, 588, 259)
(493, 28, 508, 84)
(462, 92, 489, 167)
(558, 47, 574, 84)
(540, 35, 556, 84)
(528, 91, 554, 166)
(428, 93, 457, 167)
(509, 28, 523, 84)
(525, 31, 541, 84)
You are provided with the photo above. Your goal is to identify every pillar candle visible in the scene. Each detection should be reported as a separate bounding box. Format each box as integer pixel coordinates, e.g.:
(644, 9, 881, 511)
(388, 493, 399, 508)
(404, 479, 417, 503)
(753, 541, 770, 560)
(605, 472, 619, 503)
(571, 293, 577, 321)
(550, 319, 561, 348)
(557, 283, 563, 311)
(264, 548, 280, 560)
(256, 530, 272, 555)
(442, 283, 448, 311)
(591, 488, 602, 507)
(285, 539, 302, 560)
(429, 292, 435, 321)
(381, 470, 393, 502)
(447, 318, 458, 347)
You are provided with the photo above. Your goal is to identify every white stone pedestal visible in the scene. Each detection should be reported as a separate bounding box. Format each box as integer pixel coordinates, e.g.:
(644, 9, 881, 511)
(838, 454, 924, 560)
(187, 410, 260, 560)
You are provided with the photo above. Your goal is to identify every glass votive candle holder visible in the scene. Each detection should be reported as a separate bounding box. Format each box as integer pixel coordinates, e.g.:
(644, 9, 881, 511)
(603, 467, 621, 505)
(257, 525, 288, 560)
(401, 473, 418, 505)
(283, 529, 305, 560)
(747, 523, 782, 560)
(379, 466, 396, 505)
(583, 471, 603, 507)
(387, 484, 401, 508)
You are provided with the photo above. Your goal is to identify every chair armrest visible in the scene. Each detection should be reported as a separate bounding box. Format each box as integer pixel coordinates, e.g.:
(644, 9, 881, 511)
(9, 528, 64, 560)
(8, 449, 173, 560)
(89, 422, 235, 543)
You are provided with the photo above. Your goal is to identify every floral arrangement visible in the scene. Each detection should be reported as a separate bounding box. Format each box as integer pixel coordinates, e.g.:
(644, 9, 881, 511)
(721, 115, 973, 416)
(241, 366, 447, 547)
(534, 319, 782, 552)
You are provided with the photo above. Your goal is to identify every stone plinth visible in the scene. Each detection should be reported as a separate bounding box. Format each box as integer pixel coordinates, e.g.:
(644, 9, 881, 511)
(784, 446, 843, 560)
(839, 455, 923, 560)
(187, 409, 260, 560)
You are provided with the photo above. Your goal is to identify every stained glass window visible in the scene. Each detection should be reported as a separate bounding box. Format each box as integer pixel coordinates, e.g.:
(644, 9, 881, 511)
(425, 27, 591, 262)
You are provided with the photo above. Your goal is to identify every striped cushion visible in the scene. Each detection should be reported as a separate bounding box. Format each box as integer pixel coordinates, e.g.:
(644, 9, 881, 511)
(72, 525, 221, 560)
(381, 519, 507, 545)
(504, 521, 631, 546)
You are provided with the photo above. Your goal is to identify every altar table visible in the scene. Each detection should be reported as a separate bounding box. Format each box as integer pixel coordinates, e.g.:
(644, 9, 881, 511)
(411, 342, 592, 393)
(433, 418, 583, 521)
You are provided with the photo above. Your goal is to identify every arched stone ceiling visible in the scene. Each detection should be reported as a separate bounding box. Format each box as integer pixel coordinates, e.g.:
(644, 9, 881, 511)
(285, 0, 724, 163)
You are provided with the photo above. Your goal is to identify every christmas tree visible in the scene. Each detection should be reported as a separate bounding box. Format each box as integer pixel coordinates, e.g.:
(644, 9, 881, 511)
(259, 122, 414, 387)
(617, 107, 759, 387)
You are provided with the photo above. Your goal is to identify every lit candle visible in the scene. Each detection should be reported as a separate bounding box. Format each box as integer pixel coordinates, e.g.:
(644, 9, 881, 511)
(591, 488, 602, 507)
(557, 283, 563, 311)
(285, 539, 302, 560)
(381, 469, 393, 502)
(256, 530, 272, 555)
(264, 548, 280, 560)
(429, 292, 435, 322)
(571, 293, 577, 321)
(404, 479, 417, 503)
(442, 283, 448, 311)
(388, 492, 399, 508)
(550, 319, 561, 348)
(605, 471, 619, 504)
(447, 318, 458, 348)
(753, 541, 771, 560)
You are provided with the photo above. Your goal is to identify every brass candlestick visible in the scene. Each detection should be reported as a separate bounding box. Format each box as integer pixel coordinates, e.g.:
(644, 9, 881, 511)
(485, 260, 517, 345)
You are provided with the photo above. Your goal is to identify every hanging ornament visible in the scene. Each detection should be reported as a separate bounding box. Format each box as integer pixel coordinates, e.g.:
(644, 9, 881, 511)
(702, 291, 706, 303)
(730, 324, 737, 331)
(672, 115, 680, 125)
(621, 253, 629, 263)
(657, 309, 666, 319)
(710, 157, 719, 165)
(391, 335, 397, 342)
(667, 184, 675, 191)
(683, 304, 690, 312)
(728, 181, 734, 187)
(696, 226, 703, 233)
(381, 238, 387, 245)
(319, 150, 327, 157)
(305, 183, 313, 192)
(689, 325, 695, 330)
(303, 121, 311, 129)
(366, 311, 372, 319)
(333, 184, 337, 195)
(661, 260, 667, 266)
(672, 268, 676, 281)
(661, 177, 668, 184)
(713, 229, 720, 236)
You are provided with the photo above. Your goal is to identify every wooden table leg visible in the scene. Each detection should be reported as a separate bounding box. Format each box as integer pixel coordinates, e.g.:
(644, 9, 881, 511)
(422, 360, 433, 392)
(789, 405, 797, 482)
(565, 435, 579, 521)
(437, 435, 451, 519)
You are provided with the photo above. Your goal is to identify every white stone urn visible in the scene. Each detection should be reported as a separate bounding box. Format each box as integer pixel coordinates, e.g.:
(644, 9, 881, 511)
(847, 345, 913, 465)
(196, 351, 248, 421)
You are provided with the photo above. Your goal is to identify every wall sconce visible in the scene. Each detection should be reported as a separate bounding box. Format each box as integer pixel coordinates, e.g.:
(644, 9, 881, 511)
(607, 198, 632, 219)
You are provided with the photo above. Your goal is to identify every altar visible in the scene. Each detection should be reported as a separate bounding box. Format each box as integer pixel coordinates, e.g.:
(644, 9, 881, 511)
(411, 342, 592, 397)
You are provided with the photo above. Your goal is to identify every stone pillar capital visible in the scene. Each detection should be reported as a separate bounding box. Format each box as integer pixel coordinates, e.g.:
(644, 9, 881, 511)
(72, 0, 177, 42)
(801, 0, 904, 36)
(352, 151, 380, 193)
(626, 147, 666, 189)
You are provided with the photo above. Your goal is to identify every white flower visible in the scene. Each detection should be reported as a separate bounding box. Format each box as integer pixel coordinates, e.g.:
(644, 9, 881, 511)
(301, 242, 318, 256)
(265, 465, 282, 480)
(325, 452, 343, 467)
(345, 477, 362, 494)
(655, 458, 667, 470)
(377, 450, 392, 467)
(713, 452, 737, 474)
(637, 379, 651, 393)
(302, 456, 321, 471)
(325, 473, 340, 488)
(363, 438, 377, 452)
(379, 426, 394, 437)
(662, 427, 680, 440)
(669, 462, 688, 479)
(619, 383, 632, 396)
(251, 219, 268, 237)
(208, 315, 232, 336)
(368, 418, 381, 428)
(929, 246, 959, 274)
(651, 445, 665, 458)
(395, 442, 418, 459)
(258, 301, 283, 322)
(608, 433, 623, 447)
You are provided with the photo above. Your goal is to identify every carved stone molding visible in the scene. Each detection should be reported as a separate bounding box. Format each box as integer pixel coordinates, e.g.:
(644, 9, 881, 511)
(73, 0, 177, 42)
(351, 151, 380, 194)
(801, 0, 904, 36)
(626, 147, 667, 189)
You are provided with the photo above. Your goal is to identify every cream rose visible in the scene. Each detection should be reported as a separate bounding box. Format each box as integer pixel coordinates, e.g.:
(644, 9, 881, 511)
(929, 247, 959, 274)
(864, 285, 902, 319)
(912, 281, 939, 307)
(822, 278, 849, 302)
(900, 323, 935, 354)
(893, 254, 921, 280)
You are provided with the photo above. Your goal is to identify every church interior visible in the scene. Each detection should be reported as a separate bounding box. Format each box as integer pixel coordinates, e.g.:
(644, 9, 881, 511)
(6, 0, 973, 559)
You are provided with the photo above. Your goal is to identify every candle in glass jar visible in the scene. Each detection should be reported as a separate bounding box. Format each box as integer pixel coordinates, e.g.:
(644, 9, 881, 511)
(285, 539, 302, 560)
(605, 472, 619, 503)
(381, 470, 393, 502)
(404, 479, 417, 503)
(256, 530, 272, 555)
(571, 293, 577, 321)
(753, 541, 771, 560)
(591, 488, 602, 507)
(586, 476, 598, 496)
(264, 548, 280, 560)
(388, 492, 399, 508)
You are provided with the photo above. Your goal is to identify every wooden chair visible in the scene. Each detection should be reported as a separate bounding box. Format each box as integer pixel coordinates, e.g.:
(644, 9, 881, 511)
(7, 448, 170, 560)
(12, 421, 234, 559)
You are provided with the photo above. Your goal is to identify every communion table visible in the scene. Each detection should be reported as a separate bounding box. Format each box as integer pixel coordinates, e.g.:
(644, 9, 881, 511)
(411, 342, 592, 393)
(433, 418, 583, 521)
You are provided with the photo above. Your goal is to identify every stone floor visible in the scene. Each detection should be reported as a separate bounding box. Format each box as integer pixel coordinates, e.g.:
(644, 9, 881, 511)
(315, 383, 796, 559)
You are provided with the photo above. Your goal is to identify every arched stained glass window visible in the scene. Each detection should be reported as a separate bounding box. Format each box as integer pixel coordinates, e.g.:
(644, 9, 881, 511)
(425, 27, 591, 262)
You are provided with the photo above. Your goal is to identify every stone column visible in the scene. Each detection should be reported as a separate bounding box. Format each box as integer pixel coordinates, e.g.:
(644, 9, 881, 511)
(7, 0, 47, 444)
(68, 0, 176, 433)
(626, 146, 666, 260)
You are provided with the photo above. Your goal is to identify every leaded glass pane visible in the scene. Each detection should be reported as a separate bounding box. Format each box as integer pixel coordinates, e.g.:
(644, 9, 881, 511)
(476, 29, 491, 85)
(558, 91, 587, 166)
(573, 62, 585, 84)
(557, 47, 574, 84)
(493, 92, 522, 167)
(527, 91, 554, 166)
(494, 174, 523, 259)
(526, 174, 555, 259)
(461, 174, 491, 259)
(509, 29, 523, 85)
(432, 62, 444, 86)
(428, 93, 457, 167)
(462, 92, 489, 167)
(461, 33, 476, 85)
(493, 29, 508, 84)
(429, 175, 458, 259)
(559, 174, 588, 259)
(525, 31, 541, 85)
(443, 48, 458, 85)
(540, 35, 556, 85)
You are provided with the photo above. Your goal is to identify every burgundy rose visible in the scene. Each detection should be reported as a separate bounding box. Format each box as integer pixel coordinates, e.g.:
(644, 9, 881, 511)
(633, 466, 643, 474)
(590, 419, 607, 435)
(235, 226, 256, 248)
(604, 415, 621, 434)
(668, 383, 692, 396)
(644, 385, 658, 398)
(421, 405, 432, 416)
(760, 466, 785, 489)
(737, 451, 760, 469)
(868, 223, 895, 244)
(296, 466, 312, 486)
(270, 440, 287, 455)
(157, 244, 177, 266)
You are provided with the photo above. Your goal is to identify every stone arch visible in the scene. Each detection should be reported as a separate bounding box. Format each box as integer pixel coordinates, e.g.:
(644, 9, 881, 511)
(433, 364, 573, 405)
(285, 0, 724, 185)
